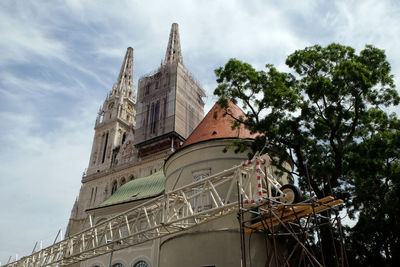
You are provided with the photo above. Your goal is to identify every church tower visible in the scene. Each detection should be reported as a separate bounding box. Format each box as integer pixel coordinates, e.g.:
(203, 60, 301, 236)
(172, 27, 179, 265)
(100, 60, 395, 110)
(134, 23, 205, 158)
(86, 47, 136, 176)
(66, 48, 137, 236)
(66, 24, 205, 237)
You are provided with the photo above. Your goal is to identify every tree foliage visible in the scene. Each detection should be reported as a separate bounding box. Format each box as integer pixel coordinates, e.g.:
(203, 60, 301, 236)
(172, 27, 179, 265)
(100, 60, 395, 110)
(214, 43, 400, 265)
(345, 120, 400, 266)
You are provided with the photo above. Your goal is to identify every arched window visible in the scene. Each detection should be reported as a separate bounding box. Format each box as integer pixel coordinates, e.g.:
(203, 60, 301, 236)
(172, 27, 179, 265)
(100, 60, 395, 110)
(111, 180, 118, 195)
(95, 218, 107, 226)
(122, 132, 127, 144)
(112, 263, 124, 267)
(134, 261, 148, 267)
(102, 132, 109, 164)
(120, 178, 126, 186)
(150, 101, 160, 134)
(129, 175, 135, 181)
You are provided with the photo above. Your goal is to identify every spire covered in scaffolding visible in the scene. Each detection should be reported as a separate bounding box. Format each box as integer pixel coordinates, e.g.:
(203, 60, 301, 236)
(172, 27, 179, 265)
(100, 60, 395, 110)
(164, 23, 183, 65)
(114, 47, 134, 93)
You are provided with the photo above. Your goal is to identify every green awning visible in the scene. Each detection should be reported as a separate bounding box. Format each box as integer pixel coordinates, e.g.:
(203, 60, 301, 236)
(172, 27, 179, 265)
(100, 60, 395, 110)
(96, 170, 165, 209)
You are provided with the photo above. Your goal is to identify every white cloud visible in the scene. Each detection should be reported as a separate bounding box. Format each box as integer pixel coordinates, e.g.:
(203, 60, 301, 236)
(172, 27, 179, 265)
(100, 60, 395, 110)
(0, 5, 67, 64)
(0, 72, 76, 97)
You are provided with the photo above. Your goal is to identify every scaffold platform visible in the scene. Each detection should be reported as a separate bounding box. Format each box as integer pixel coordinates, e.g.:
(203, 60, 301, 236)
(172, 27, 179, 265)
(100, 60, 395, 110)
(246, 196, 344, 232)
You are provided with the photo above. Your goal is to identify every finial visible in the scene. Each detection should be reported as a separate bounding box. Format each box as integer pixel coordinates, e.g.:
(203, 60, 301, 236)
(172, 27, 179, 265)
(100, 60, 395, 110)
(115, 47, 134, 92)
(164, 23, 183, 65)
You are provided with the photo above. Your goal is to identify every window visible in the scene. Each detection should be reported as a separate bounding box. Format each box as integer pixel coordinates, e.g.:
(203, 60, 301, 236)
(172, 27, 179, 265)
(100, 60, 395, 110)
(111, 180, 118, 195)
(145, 84, 150, 95)
(188, 106, 194, 134)
(150, 101, 160, 134)
(139, 219, 148, 231)
(93, 187, 97, 204)
(145, 105, 150, 126)
(150, 103, 154, 130)
(102, 132, 109, 164)
(192, 169, 211, 211)
(112, 263, 124, 267)
(120, 178, 126, 186)
(90, 188, 94, 203)
(122, 132, 127, 144)
(134, 261, 149, 267)
(120, 225, 129, 237)
(129, 175, 135, 181)
(163, 98, 167, 119)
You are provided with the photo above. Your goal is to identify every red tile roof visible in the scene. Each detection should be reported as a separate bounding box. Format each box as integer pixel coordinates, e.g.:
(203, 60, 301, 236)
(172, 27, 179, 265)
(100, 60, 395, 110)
(182, 101, 258, 147)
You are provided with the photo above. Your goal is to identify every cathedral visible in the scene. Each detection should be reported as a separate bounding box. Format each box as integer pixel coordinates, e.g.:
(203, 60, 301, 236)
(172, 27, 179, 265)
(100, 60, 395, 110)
(66, 23, 205, 236)
(64, 23, 285, 267)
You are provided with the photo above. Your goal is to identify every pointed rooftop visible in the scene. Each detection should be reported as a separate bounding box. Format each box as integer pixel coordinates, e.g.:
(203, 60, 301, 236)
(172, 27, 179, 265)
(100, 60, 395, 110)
(182, 101, 258, 148)
(114, 47, 134, 92)
(164, 23, 183, 65)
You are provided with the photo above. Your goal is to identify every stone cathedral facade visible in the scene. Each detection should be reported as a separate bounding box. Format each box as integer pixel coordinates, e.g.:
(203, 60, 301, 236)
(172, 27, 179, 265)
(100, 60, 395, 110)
(66, 23, 205, 237)
(66, 24, 275, 267)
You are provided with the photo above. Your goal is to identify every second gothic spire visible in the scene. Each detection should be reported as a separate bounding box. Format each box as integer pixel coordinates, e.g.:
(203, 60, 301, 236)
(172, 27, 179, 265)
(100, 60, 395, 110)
(164, 23, 183, 65)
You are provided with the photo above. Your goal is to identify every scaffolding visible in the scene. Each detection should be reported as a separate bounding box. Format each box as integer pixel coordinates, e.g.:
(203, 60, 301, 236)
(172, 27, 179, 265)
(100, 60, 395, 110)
(4, 153, 349, 267)
(238, 196, 348, 267)
(4, 154, 271, 267)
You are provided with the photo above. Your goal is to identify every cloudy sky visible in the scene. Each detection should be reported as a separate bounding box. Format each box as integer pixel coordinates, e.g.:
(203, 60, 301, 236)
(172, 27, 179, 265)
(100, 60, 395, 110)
(1, 0, 400, 263)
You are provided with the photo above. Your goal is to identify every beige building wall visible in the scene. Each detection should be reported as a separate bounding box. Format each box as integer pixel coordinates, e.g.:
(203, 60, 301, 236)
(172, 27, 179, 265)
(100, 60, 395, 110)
(164, 140, 250, 193)
(160, 139, 292, 267)
(78, 139, 260, 267)
(66, 150, 168, 236)
(159, 229, 269, 267)
(82, 180, 166, 267)
(69, 138, 291, 267)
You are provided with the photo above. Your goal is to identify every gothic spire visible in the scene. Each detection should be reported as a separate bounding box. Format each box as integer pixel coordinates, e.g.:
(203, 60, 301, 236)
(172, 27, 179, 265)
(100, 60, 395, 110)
(164, 23, 183, 65)
(114, 47, 134, 93)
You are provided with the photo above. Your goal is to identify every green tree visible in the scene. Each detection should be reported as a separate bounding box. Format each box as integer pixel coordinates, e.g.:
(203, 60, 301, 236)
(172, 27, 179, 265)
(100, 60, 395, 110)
(345, 118, 400, 266)
(214, 43, 400, 265)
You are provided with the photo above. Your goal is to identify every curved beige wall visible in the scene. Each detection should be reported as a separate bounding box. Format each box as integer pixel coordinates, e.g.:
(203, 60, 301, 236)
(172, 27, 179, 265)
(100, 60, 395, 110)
(164, 139, 250, 193)
(161, 139, 292, 267)
(159, 230, 269, 267)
